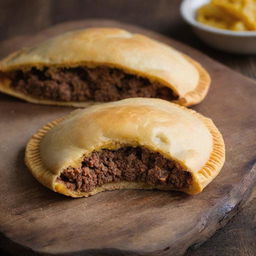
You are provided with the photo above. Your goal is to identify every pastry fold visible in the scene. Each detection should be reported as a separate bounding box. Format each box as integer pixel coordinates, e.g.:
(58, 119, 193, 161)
(0, 28, 210, 106)
(25, 98, 225, 197)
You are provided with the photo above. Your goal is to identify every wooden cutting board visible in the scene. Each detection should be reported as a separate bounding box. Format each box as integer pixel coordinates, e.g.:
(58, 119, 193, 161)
(0, 20, 256, 256)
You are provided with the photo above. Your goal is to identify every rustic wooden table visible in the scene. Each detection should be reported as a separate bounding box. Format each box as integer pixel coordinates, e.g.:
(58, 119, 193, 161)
(0, 1, 255, 255)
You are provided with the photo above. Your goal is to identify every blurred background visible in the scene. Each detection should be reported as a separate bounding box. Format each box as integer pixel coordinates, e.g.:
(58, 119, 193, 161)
(0, 0, 255, 79)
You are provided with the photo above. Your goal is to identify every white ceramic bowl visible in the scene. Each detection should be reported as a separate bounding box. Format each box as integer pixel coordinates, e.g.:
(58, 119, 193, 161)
(180, 0, 256, 54)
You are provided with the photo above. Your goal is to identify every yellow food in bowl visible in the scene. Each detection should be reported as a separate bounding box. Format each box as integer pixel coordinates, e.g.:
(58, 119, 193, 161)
(197, 0, 256, 31)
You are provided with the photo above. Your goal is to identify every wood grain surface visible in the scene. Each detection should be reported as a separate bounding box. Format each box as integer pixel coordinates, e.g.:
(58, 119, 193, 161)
(0, 19, 256, 256)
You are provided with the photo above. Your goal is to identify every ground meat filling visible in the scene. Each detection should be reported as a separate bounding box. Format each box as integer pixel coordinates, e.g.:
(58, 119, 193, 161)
(8, 66, 178, 102)
(57, 147, 192, 193)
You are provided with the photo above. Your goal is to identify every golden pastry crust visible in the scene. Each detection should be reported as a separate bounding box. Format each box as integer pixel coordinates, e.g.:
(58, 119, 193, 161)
(0, 28, 210, 106)
(25, 98, 225, 197)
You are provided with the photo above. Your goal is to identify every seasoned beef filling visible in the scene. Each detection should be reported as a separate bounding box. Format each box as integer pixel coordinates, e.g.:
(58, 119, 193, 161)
(57, 147, 192, 193)
(8, 66, 178, 102)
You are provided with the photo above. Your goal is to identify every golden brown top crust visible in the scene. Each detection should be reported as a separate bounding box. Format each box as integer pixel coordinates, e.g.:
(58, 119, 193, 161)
(25, 98, 225, 195)
(0, 28, 210, 106)
(40, 98, 212, 173)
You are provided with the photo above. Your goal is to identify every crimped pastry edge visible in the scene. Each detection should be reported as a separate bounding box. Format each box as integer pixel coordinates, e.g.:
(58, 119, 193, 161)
(25, 104, 225, 197)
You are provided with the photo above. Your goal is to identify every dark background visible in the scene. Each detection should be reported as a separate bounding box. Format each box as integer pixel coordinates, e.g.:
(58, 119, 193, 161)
(0, 0, 255, 255)
(1, 0, 256, 79)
